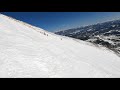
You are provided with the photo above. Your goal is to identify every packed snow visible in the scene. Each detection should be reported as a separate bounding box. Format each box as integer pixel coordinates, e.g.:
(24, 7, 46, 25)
(0, 14, 120, 78)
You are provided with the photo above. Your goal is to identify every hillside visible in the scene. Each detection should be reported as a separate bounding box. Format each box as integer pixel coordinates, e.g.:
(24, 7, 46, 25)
(0, 14, 120, 78)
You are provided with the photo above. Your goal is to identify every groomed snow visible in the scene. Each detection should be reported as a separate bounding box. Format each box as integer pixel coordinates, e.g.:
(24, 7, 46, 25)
(0, 14, 120, 78)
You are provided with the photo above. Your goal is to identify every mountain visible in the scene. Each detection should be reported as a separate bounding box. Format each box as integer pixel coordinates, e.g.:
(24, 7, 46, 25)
(55, 20, 120, 56)
(0, 14, 120, 78)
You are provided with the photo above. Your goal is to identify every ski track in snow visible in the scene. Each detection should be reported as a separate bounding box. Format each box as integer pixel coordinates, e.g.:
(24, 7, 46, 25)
(0, 14, 120, 78)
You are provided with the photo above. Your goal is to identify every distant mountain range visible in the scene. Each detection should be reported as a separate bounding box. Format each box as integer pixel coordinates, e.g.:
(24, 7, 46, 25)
(55, 20, 120, 56)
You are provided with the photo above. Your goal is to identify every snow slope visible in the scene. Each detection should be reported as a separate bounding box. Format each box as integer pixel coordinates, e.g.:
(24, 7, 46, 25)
(0, 14, 120, 78)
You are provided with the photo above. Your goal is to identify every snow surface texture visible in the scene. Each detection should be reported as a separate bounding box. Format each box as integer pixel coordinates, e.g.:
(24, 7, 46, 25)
(0, 14, 120, 78)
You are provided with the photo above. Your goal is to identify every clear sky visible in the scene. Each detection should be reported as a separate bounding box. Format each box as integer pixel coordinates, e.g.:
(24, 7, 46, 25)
(2, 12, 120, 32)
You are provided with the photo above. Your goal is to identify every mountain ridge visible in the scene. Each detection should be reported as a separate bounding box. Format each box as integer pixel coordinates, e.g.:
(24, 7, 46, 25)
(54, 18, 120, 33)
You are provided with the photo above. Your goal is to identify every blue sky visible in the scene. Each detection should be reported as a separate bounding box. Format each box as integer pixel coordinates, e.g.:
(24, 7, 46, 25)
(2, 12, 120, 32)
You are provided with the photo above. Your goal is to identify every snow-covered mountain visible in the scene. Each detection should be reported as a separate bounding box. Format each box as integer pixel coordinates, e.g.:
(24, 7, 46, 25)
(55, 20, 120, 56)
(0, 14, 120, 78)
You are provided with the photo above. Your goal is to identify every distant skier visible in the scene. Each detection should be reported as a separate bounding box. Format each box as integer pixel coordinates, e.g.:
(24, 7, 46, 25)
(44, 32, 46, 35)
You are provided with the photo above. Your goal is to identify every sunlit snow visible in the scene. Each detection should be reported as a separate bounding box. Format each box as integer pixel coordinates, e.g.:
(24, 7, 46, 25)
(0, 14, 120, 78)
